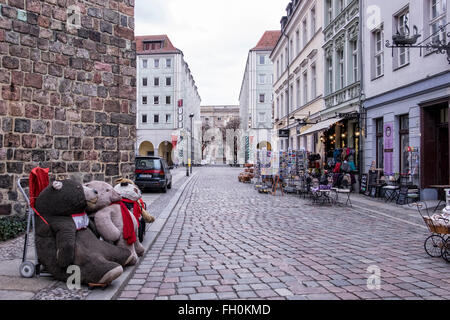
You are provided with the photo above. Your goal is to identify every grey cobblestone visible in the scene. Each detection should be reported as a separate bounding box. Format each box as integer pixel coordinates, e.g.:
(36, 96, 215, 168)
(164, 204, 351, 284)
(118, 167, 450, 300)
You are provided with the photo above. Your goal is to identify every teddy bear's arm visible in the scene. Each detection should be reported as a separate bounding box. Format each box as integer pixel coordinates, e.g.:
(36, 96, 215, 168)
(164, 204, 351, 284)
(94, 208, 121, 242)
(50, 216, 77, 268)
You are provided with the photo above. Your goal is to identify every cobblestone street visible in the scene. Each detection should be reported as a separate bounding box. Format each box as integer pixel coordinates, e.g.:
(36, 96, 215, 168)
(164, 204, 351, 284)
(118, 167, 450, 300)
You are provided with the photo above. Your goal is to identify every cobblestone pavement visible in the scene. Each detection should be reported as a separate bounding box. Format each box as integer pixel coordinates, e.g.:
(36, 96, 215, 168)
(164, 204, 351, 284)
(118, 167, 450, 300)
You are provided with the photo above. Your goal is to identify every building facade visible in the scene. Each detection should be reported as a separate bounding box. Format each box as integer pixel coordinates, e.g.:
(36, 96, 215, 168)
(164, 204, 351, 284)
(362, 0, 450, 197)
(271, 0, 325, 155)
(201, 105, 240, 163)
(136, 35, 201, 166)
(240, 30, 280, 155)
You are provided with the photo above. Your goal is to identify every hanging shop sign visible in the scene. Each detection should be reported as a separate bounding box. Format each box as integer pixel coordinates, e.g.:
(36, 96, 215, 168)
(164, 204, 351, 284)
(383, 122, 394, 175)
(278, 129, 289, 138)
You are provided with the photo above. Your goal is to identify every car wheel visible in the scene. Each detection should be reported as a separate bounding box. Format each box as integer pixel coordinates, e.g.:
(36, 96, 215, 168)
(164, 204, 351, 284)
(161, 184, 167, 193)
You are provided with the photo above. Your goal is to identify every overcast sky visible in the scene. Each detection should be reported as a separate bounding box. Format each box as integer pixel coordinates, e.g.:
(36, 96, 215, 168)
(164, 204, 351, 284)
(135, 0, 287, 106)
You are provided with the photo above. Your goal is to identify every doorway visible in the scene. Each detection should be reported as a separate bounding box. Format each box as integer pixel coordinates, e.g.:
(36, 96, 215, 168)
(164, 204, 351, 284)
(421, 102, 449, 188)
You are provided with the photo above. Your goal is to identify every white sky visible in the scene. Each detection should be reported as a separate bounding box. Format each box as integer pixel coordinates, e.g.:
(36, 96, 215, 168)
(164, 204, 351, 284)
(135, 0, 287, 106)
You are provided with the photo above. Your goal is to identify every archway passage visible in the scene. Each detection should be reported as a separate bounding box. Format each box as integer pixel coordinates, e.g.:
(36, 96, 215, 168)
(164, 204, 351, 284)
(139, 141, 155, 156)
(257, 141, 272, 151)
(158, 141, 173, 166)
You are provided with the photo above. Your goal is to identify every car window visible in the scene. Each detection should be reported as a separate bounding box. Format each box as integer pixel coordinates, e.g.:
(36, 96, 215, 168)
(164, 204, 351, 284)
(136, 159, 162, 170)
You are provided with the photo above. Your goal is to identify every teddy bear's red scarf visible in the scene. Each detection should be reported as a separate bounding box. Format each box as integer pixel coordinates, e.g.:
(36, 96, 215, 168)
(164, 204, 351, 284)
(120, 198, 141, 227)
(111, 201, 136, 245)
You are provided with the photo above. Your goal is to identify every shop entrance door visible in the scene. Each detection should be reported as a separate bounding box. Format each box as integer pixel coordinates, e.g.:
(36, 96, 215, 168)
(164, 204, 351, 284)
(421, 102, 449, 188)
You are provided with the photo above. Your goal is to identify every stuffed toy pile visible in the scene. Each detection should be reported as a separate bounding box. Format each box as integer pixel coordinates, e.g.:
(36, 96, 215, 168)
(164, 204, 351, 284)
(34, 177, 152, 287)
(84, 181, 145, 266)
(34, 180, 133, 286)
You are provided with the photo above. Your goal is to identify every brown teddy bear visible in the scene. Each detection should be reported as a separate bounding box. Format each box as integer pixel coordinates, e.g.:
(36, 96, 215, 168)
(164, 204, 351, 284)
(84, 181, 145, 266)
(34, 180, 133, 286)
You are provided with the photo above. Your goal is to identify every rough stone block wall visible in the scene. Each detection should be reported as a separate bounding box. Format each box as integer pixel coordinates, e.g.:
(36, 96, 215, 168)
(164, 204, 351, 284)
(0, 0, 136, 216)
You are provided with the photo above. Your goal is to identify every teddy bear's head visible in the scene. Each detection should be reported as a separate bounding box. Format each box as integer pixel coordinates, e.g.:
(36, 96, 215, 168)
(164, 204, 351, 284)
(113, 178, 142, 202)
(35, 180, 98, 217)
(83, 181, 122, 212)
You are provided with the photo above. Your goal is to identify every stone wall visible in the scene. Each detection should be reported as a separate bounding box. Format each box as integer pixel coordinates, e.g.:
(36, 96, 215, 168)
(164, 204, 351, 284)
(0, 0, 136, 216)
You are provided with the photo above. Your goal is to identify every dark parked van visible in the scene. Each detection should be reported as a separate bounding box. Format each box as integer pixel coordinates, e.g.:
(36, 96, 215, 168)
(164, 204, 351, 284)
(135, 156, 172, 193)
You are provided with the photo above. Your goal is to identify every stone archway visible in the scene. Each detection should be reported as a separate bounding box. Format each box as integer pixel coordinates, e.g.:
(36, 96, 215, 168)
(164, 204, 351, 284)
(257, 141, 272, 151)
(139, 141, 155, 156)
(158, 141, 173, 165)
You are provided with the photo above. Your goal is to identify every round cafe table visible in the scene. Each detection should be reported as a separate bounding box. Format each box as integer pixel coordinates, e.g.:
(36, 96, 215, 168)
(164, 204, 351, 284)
(428, 185, 450, 212)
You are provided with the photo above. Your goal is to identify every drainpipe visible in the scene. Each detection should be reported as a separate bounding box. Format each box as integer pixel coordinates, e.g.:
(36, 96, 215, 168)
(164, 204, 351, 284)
(282, 29, 290, 150)
(358, 0, 365, 178)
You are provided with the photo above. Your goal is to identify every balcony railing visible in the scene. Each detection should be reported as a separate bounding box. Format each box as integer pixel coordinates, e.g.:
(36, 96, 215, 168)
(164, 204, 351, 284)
(325, 82, 360, 108)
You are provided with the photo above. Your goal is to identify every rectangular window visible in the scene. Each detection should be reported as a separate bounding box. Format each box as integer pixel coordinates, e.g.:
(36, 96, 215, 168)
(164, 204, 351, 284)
(258, 112, 265, 123)
(154, 114, 159, 123)
(259, 55, 265, 65)
(373, 28, 384, 78)
(351, 40, 358, 83)
(296, 78, 301, 107)
(142, 96, 147, 105)
(295, 29, 300, 54)
(154, 59, 160, 68)
(289, 85, 294, 112)
(166, 77, 172, 86)
(326, 0, 333, 24)
(376, 118, 384, 169)
(142, 77, 147, 87)
(154, 77, 159, 86)
(302, 72, 308, 105)
(327, 56, 333, 94)
(153, 96, 159, 105)
(337, 49, 344, 90)
(258, 74, 266, 84)
(290, 39, 294, 63)
(166, 96, 171, 105)
(396, 10, 410, 67)
(430, 0, 447, 44)
(259, 94, 265, 103)
(143, 59, 148, 68)
(166, 114, 171, 123)
(277, 59, 280, 79)
(281, 54, 284, 72)
(399, 115, 409, 174)
(302, 18, 308, 48)
(337, 0, 344, 14)
(311, 7, 316, 35)
(142, 114, 147, 123)
(166, 58, 172, 68)
(311, 64, 317, 99)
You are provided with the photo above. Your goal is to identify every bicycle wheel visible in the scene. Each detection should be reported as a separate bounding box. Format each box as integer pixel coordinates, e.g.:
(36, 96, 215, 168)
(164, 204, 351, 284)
(441, 238, 450, 263)
(424, 235, 445, 258)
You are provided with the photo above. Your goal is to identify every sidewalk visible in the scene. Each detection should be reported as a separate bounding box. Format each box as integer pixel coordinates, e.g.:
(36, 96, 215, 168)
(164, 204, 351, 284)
(0, 167, 194, 300)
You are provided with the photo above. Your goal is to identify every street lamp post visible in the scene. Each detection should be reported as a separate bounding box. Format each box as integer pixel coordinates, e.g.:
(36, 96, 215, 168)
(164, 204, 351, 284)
(186, 128, 189, 177)
(190, 113, 194, 174)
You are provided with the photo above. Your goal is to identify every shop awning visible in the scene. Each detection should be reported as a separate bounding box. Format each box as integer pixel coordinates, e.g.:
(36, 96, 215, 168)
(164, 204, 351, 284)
(299, 117, 343, 136)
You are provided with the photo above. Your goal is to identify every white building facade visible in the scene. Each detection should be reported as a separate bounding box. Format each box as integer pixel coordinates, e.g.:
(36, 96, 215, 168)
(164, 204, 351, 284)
(362, 0, 450, 197)
(136, 35, 201, 166)
(271, 0, 325, 154)
(239, 31, 281, 162)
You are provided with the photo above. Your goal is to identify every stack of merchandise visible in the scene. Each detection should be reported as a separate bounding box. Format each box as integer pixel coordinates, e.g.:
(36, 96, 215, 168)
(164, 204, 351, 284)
(238, 163, 254, 183)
